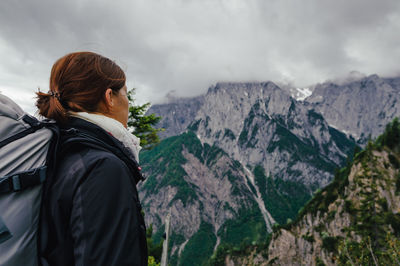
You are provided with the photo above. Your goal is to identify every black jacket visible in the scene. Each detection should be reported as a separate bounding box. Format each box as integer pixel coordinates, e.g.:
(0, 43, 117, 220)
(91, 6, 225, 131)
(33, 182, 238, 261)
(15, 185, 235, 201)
(40, 117, 148, 266)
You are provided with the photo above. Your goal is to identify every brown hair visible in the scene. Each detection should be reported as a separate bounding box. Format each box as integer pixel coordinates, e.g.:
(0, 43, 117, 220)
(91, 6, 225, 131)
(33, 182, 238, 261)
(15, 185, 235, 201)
(36, 51, 126, 123)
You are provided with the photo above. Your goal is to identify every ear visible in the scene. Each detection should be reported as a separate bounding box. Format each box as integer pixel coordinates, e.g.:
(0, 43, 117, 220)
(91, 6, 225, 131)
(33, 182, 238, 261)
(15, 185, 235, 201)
(104, 88, 114, 108)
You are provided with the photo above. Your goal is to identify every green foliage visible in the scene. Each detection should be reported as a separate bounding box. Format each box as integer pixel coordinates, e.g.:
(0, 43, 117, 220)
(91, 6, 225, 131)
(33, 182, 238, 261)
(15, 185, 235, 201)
(272, 150, 354, 234)
(148, 256, 160, 266)
(377, 117, 400, 150)
(253, 165, 311, 225)
(207, 236, 272, 265)
(344, 200, 356, 214)
(217, 204, 267, 246)
(207, 244, 232, 266)
(188, 119, 201, 132)
(346, 163, 387, 248)
(238, 102, 266, 148)
(224, 170, 244, 197)
(127, 89, 164, 150)
(152, 224, 165, 245)
(307, 109, 325, 126)
(179, 221, 217, 266)
(245, 175, 257, 195)
(326, 210, 336, 222)
(202, 143, 224, 167)
(140, 132, 202, 205)
(170, 232, 186, 247)
(238, 129, 249, 146)
(140, 131, 232, 206)
(140, 132, 246, 264)
(378, 198, 388, 212)
(267, 121, 338, 174)
(315, 257, 326, 266)
(385, 213, 400, 236)
(302, 234, 315, 243)
(146, 224, 163, 264)
(338, 233, 400, 265)
(169, 252, 179, 266)
(223, 128, 236, 140)
(328, 126, 357, 156)
(322, 235, 340, 253)
(397, 172, 400, 193)
(301, 165, 350, 218)
(389, 154, 400, 168)
(167, 232, 186, 266)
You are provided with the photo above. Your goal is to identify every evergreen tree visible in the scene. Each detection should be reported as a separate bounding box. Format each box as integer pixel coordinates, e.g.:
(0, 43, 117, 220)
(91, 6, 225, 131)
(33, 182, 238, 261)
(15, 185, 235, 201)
(127, 89, 164, 150)
(379, 117, 400, 148)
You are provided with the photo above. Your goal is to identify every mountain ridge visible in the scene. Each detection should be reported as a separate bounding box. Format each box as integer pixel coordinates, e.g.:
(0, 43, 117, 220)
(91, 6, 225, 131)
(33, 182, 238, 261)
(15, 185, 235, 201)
(149, 74, 400, 145)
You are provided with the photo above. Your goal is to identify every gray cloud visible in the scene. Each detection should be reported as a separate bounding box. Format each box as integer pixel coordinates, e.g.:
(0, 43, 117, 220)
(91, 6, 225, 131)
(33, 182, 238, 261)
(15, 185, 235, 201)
(0, 0, 399, 113)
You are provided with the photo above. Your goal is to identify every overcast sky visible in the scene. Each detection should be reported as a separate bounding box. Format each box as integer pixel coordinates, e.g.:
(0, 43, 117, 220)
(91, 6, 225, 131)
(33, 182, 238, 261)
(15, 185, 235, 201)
(0, 0, 399, 113)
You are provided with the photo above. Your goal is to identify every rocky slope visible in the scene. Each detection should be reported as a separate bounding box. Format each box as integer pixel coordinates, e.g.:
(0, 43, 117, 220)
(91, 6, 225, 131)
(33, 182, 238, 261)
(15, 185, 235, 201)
(225, 120, 400, 265)
(306, 74, 400, 145)
(139, 132, 273, 266)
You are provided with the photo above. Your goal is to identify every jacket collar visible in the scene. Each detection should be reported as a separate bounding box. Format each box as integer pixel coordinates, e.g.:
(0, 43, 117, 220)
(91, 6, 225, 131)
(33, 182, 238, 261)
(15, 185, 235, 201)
(61, 117, 144, 184)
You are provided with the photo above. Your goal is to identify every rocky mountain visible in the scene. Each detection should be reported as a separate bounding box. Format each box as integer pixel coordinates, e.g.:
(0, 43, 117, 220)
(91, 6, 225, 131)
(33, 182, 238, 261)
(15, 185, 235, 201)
(191, 82, 354, 189)
(306, 74, 400, 145)
(223, 119, 400, 265)
(149, 82, 356, 188)
(150, 74, 400, 147)
(140, 81, 357, 265)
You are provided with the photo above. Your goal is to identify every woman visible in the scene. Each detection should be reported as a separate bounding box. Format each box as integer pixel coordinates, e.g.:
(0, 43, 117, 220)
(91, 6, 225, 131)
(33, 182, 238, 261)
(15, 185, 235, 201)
(36, 52, 148, 266)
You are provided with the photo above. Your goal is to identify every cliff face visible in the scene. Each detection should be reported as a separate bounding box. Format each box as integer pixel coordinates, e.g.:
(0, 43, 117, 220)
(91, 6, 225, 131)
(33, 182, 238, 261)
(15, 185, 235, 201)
(306, 75, 400, 145)
(192, 82, 354, 188)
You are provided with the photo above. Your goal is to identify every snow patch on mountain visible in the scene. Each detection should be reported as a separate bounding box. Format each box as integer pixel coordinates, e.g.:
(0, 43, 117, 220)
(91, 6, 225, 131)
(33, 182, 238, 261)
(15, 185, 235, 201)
(291, 87, 312, 101)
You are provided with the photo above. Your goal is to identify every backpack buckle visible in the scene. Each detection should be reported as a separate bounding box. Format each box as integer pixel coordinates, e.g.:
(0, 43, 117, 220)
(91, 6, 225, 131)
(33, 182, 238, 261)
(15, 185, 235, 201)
(0, 175, 21, 194)
(11, 176, 21, 191)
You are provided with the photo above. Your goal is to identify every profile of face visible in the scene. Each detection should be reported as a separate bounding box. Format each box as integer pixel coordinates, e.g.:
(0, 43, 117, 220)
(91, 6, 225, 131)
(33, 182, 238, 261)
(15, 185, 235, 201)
(104, 85, 129, 128)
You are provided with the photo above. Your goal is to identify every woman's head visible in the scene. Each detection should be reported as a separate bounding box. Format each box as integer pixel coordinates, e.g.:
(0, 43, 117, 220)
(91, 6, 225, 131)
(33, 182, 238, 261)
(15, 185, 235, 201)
(36, 51, 128, 125)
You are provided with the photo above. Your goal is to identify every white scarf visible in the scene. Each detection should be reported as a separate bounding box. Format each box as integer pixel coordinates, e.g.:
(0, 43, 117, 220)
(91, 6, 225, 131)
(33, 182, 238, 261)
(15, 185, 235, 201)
(70, 112, 142, 162)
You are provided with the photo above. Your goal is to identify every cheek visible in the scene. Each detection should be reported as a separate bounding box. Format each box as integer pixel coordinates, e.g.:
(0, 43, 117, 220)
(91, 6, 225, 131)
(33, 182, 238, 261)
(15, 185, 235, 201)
(123, 98, 129, 117)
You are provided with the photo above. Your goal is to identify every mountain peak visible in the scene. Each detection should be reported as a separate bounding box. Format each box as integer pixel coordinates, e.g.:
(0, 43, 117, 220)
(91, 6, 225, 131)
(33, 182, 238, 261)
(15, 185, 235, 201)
(207, 81, 279, 95)
(365, 73, 380, 81)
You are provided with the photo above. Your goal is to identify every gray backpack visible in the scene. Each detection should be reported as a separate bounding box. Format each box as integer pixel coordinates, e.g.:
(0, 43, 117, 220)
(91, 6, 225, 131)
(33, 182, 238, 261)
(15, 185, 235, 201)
(0, 93, 59, 266)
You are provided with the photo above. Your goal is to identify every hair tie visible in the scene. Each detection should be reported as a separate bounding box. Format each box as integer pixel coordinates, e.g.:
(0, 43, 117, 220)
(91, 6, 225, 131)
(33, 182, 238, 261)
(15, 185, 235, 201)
(48, 90, 69, 109)
(48, 90, 61, 100)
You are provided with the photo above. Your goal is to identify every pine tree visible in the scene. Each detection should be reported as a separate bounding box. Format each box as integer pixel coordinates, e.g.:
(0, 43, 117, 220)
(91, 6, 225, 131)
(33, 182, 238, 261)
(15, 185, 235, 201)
(127, 89, 164, 150)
